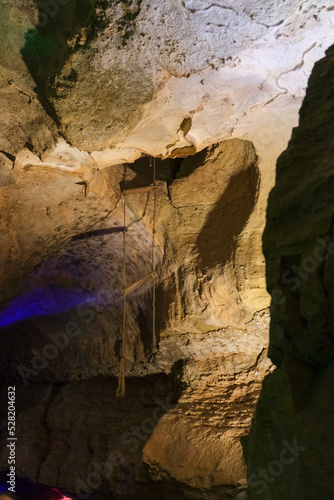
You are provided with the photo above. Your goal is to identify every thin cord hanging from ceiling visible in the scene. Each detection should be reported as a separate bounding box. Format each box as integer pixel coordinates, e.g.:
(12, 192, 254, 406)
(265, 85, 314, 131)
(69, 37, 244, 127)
(116, 158, 157, 397)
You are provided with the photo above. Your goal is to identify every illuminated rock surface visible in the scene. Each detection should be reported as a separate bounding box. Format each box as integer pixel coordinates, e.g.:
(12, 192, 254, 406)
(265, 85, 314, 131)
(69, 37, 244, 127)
(0, 1, 333, 499)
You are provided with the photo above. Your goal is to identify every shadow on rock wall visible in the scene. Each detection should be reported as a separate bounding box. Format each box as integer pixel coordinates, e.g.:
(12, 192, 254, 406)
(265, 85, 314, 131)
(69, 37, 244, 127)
(196, 161, 260, 272)
(245, 44, 334, 500)
(21, 0, 102, 122)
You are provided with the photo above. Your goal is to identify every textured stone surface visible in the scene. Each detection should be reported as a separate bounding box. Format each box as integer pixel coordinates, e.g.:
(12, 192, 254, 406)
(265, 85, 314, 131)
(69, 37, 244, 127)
(0, 139, 266, 386)
(0, 1, 56, 155)
(143, 312, 272, 495)
(245, 44, 334, 499)
(0, 312, 272, 500)
(1, 1, 333, 499)
(0, 139, 274, 498)
(160, 139, 261, 332)
(43, 0, 334, 156)
(1, 1, 334, 164)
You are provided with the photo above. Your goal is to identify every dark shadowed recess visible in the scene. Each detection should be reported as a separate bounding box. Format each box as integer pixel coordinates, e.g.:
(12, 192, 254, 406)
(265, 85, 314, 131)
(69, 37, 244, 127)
(124, 155, 184, 185)
(138, 481, 237, 500)
(0, 375, 181, 500)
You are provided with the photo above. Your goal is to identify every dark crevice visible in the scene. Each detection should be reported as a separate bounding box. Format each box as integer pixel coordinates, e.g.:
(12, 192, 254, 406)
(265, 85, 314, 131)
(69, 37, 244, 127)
(0, 150, 15, 163)
(72, 226, 127, 240)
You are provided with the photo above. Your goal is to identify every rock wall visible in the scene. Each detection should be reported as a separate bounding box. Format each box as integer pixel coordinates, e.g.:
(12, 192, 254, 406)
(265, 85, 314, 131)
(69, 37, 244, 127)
(0, 135, 276, 499)
(1, 1, 334, 499)
(0, 140, 265, 381)
(0, 139, 273, 499)
(0, 312, 271, 500)
(1, 1, 334, 162)
(244, 44, 334, 500)
(0, 135, 277, 500)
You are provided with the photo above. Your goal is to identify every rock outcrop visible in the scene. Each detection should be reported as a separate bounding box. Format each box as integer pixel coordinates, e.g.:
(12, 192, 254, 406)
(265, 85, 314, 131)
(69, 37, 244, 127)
(1, 1, 334, 499)
(244, 44, 334, 500)
(0, 139, 274, 498)
(0, 312, 271, 500)
(0, 140, 264, 381)
(1, 1, 334, 163)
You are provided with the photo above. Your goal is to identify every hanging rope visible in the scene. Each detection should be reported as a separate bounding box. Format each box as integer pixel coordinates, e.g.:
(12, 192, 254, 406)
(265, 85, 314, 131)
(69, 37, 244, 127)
(116, 164, 127, 398)
(151, 156, 157, 349)
(116, 158, 158, 397)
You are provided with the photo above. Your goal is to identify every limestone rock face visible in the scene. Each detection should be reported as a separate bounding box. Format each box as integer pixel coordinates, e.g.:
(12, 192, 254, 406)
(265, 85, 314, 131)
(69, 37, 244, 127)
(244, 44, 334, 499)
(0, 313, 271, 500)
(1, 1, 334, 164)
(0, 1, 56, 155)
(160, 139, 260, 332)
(38, 0, 334, 157)
(0, 136, 275, 498)
(0, 139, 264, 380)
(0, 1, 333, 499)
(143, 313, 272, 496)
(0, 133, 275, 498)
